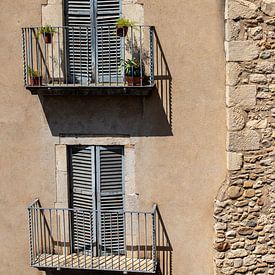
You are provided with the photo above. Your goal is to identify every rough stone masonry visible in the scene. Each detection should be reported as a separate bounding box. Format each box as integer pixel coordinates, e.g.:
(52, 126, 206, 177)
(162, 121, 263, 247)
(214, 0, 275, 274)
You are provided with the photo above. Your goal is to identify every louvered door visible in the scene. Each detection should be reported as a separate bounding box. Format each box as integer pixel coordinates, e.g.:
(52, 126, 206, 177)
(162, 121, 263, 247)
(69, 145, 125, 255)
(65, 0, 122, 84)
(69, 146, 95, 253)
(65, 0, 93, 84)
(95, 0, 122, 83)
(96, 146, 125, 255)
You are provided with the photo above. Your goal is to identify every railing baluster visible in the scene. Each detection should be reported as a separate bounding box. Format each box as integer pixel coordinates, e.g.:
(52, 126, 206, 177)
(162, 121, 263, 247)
(131, 212, 133, 270)
(72, 27, 75, 86)
(39, 208, 43, 266)
(32, 206, 36, 262)
(152, 206, 157, 272)
(110, 212, 113, 269)
(49, 209, 53, 266)
(93, 25, 97, 86)
(57, 27, 61, 85)
(51, 31, 54, 86)
(56, 209, 60, 268)
(138, 213, 140, 271)
(131, 26, 134, 83)
(145, 213, 148, 271)
(22, 28, 27, 86)
(149, 26, 155, 86)
(124, 212, 127, 272)
(64, 27, 68, 86)
(123, 27, 126, 86)
(117, 213, 120, 270)
(103, 212, 106, 269)
(69, 210, 73, 268)
(101, 26, 103, 86)
(140, 26, 143, 86)
(109, 26, 111, 86)
(76, 210, 80, 268)
(80, 26, 83, 86)
(86, 27, 89, 85)
(116, 29, 118, 86)
(63, 209, 66, 267)
(35, 207, 40, 266)
(43, 209, 47, 266)
(90, 210, 93, 269)
(28, 208, 33, 265)
(83, 210, 86, 268)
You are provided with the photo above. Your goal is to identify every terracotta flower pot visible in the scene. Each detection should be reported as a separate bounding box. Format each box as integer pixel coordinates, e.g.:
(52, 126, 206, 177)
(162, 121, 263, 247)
(116, 27, 128, 37)
(29, 76, 42, 86)
(44, 33, 52, 44)
(126, 76, 143, 86)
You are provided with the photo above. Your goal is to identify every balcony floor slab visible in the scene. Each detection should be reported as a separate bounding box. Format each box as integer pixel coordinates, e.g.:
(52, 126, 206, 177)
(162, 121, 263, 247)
(33, 253, 155, 273)
(26, 85, 156, 96)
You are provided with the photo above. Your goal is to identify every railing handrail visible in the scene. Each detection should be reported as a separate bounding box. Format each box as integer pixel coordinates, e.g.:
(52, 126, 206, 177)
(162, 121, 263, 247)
(28, 198, 40, 209)
(29, 206, 155, 215)
(22, 25, 154, 29)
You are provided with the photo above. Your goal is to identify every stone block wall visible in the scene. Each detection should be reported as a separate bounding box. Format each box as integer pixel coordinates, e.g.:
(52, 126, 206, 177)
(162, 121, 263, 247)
(214, 0, 275, 274)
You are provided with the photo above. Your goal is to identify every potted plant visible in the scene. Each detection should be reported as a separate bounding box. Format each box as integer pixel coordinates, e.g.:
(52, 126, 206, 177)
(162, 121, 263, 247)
(28, 66, 42, 86)
(121, 59, 145, 86)
(116, 18, 135, 37)
(39, 25, 56, 44)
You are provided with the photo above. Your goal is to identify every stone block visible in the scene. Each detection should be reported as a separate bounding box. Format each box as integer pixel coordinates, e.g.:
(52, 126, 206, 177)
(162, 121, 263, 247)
(262, 255, 275, 263)
(225, 41, 259, 61)
(227, 107, 246, 131)
(250, 74, 267, 84)
(226, 62, 242, 86)
(227, 130, 260, 151)
(227, 186, 243, 199)
(228, 249, 248, 259)
(255, 61, 274, 73)
(226, 85, 257, 109)
(243, 255, 257, 266)
(227, 152, 243, 170)
(225, 20, 240, 41)
(226, 0, 258, 19)
(42, 2, 63, 26)
(247, 119, 268, 129)
(55, 144, 67, 172)
(261, 0, 275, 16)
(56, 171, 68, 203)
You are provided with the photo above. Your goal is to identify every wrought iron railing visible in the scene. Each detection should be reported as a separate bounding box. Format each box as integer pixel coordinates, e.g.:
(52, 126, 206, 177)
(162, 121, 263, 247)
(22, 26, 155, 88)
(28, 199, 157, 273)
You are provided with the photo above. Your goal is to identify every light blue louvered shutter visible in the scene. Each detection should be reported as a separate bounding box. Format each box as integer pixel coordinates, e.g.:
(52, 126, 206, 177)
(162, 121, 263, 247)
(65, 0, 93, 84)
(96, 146, 125, 255)
(69, 146, 95, 253)
(95, 0, 122, 83)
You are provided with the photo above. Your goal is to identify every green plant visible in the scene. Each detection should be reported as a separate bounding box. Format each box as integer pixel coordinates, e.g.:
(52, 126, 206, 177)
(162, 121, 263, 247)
(27, 66, 40, 77)
(120, 58, 144, 77)
(116, 18, 135, 28)
(39, 25, 56, 35)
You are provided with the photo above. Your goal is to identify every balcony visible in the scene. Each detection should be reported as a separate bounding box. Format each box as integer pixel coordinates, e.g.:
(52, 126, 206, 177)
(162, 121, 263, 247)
(22, 26, 156, 96)
(28, 200, 158, 273)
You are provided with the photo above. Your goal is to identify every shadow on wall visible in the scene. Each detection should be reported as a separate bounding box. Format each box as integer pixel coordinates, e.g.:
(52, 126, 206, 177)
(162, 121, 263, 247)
(155, 206, 173, 275)
(153, 28, 173, 131)
(38, 29, 172, 138)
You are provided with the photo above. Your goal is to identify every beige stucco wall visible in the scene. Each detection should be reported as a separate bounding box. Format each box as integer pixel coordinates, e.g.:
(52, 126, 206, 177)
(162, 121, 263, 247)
(0, 1, 226, 275)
